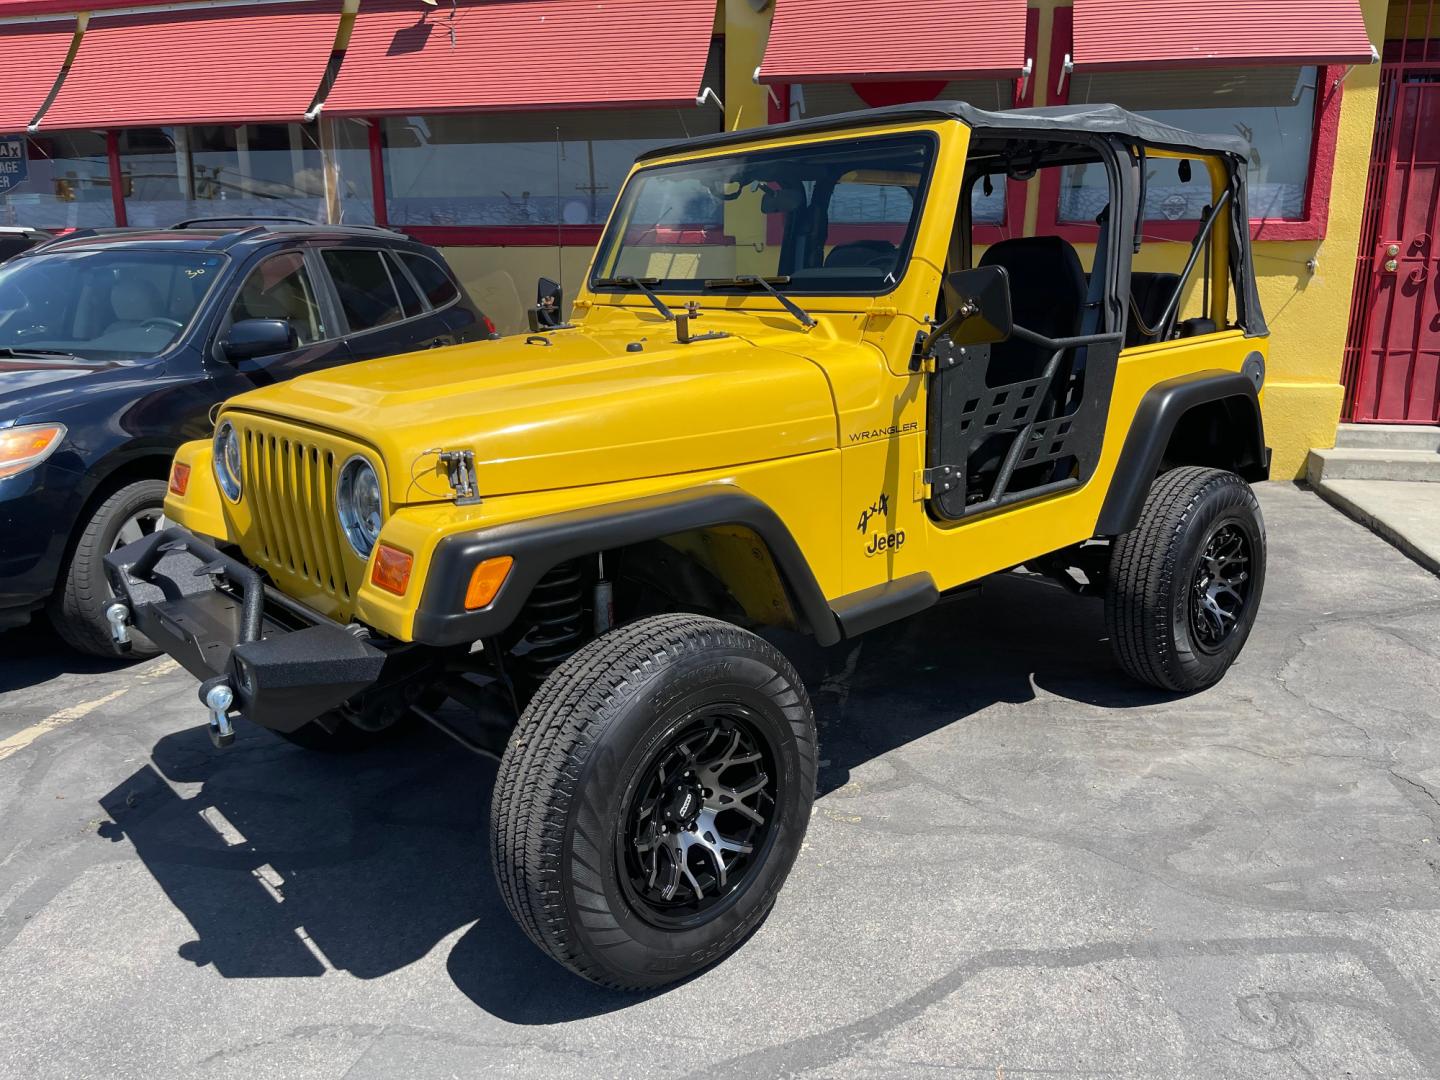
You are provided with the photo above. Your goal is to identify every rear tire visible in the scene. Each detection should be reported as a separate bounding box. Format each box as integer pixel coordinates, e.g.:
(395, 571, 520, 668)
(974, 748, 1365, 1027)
(491, 613, 817, 989)
(1105, 466, 1265, 692)
(50, 479, 168, 659)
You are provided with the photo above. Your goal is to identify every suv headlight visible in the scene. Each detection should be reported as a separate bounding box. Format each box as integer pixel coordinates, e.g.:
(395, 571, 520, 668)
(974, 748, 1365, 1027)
(337, 455, 383, 557)
(212, 420, 242, 501)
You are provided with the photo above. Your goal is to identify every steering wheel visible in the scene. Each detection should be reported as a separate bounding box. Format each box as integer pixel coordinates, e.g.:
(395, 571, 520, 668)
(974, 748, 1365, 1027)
(141, 317, 184, 333)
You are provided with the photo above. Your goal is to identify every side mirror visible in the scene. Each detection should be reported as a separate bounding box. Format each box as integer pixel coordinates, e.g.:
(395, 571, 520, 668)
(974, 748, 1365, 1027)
(939, 266, 1013, 347)
(221, 318, 297, 362)
(528, 276, 564, 332)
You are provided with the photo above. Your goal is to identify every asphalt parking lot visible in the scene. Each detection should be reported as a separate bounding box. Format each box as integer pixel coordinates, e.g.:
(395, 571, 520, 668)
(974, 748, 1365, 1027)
(2, 482, 1439, 1079)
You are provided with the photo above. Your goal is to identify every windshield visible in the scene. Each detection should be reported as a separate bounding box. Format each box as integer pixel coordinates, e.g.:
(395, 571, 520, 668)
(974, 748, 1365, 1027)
(0, 248, 225, 360)
(591, 133, 936, 295)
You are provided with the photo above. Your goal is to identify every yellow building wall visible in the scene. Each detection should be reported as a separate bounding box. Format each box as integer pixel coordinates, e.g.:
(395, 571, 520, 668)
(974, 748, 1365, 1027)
(440, 0, 1388, 478)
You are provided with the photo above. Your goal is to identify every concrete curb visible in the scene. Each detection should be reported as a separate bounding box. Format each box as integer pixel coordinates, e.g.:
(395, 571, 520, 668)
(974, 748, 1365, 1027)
(1312, 479, 1440, 578)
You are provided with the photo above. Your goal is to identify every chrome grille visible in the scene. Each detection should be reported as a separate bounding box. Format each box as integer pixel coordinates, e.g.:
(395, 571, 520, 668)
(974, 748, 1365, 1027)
(240, 425, 352, 603)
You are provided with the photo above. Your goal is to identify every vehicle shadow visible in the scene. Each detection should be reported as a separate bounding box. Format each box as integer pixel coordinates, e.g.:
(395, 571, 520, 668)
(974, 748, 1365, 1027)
(96, 572, 1176, 1022)
(0, 621, 133, 693)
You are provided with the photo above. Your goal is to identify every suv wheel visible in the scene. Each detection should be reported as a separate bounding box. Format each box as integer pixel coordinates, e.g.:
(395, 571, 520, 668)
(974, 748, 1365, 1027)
(491, 613, 816, 989)
(51, 479, 168, 659)
(1105, 466, 1266, 692)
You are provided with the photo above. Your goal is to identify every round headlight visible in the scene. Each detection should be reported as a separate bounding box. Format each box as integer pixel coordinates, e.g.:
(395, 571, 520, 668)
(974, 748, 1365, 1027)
(337, 456, 383, 557)
(213, 420, 242, 501)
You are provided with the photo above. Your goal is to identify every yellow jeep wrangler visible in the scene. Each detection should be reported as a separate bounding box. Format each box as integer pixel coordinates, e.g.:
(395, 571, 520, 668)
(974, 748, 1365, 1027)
(106, 103, 1269, 989)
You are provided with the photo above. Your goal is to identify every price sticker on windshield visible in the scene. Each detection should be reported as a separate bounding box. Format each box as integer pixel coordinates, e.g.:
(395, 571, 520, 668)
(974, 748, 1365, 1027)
(0, 135, 27, 194)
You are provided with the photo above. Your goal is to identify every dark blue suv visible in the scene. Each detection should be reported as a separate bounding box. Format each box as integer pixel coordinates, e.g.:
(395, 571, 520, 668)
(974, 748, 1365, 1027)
(0, 219, 495, 656)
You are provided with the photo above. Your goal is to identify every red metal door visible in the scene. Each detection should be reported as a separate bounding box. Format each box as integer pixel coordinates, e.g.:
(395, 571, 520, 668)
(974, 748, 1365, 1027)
(1347, 62, 1440, 423)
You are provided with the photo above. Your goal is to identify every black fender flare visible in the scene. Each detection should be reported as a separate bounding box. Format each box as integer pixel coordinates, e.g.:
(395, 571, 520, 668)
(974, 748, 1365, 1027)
(1095, 369, 1267, 537)
(412, 486, 841, 647)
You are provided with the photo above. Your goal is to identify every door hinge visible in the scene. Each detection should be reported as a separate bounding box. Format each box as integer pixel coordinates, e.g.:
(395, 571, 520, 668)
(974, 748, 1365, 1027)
(913, 468, 932, 501)
(922, 464, 958, 496)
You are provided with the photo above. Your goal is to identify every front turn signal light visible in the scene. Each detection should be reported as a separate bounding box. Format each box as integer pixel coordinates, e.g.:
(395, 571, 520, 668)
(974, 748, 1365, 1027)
(0, 423, 66, 480)
(371, 544, 413, 596)
(464, 556, 513, 610)
(168, 461, 191, 496)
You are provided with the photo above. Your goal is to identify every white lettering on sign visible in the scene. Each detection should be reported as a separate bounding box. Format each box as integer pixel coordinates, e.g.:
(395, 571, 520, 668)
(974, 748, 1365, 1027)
(0, 141, 21, 160)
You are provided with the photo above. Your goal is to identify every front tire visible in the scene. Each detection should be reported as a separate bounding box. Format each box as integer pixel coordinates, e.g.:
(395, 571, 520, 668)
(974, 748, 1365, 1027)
(1105, 467, 1266, 692)
(491, 613, 817, 989)
(51, 478, 168, 659)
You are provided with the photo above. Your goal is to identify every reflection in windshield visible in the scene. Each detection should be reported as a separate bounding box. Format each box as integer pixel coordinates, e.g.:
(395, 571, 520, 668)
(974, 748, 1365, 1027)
(0, 249, 224, 360)
(591, 134, 935, 295)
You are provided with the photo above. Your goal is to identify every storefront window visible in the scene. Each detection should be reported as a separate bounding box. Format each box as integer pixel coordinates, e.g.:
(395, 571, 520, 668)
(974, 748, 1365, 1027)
(331, 119, 375, 226)
(787, 80, 1012, 224)
(116, 124, 327, 227)
(380, 107, 721, 228)
(0, 132, 113, 230)
(1058, 67, 1319, 223)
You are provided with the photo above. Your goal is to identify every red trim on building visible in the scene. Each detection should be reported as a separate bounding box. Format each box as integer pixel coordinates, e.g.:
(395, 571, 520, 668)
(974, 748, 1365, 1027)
(106, 130, 126, 227)
(0, 20, 75, 132)
(325, 0, 715, 117)
(367, 121, 387, 228)
(398, 225, 605, 248)
(39, 2, 342, 130)
(1070, 0, 1373, 71)
(758, 0, 1027, 84)
(0, 0, 264, 15)
(1038, 6, 1340, 244)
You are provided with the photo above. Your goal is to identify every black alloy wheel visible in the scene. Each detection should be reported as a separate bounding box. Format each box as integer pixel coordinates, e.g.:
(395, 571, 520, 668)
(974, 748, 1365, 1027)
(1189, 522, 1253, 654)
(622, 706, 778, 929)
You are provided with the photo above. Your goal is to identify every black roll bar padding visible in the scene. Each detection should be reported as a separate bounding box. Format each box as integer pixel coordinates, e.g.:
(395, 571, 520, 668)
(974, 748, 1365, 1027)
(118, 527, 265, 644)
(1155, 187, 1234, 341)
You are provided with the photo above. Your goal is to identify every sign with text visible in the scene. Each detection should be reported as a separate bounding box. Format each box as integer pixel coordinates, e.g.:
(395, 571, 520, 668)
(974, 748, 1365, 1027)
(0, 135, 28, 194)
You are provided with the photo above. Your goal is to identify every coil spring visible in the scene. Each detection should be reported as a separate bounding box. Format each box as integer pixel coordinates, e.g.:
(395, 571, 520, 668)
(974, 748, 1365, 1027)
(519, 560, 586, 681)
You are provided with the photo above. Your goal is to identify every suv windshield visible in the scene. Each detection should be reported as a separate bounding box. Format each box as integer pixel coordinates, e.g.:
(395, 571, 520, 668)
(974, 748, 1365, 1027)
(591, 133, 935, 296)
(0, 248, 225, 360)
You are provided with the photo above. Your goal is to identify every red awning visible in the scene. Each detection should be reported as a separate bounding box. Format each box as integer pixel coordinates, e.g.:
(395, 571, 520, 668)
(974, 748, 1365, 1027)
(0, 21, 75, 132)
(324, 0, 716, 117)
(1072, 0, 1375, 71)
(38, 2, 343, 130)
(758, 0, 1028, 84)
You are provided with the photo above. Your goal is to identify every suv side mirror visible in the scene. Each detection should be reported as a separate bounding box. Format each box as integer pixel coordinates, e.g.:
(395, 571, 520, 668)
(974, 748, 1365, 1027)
(221, 319, 297, 362)
(528, 276, 564, 331)
(940, 266, 1013, 346)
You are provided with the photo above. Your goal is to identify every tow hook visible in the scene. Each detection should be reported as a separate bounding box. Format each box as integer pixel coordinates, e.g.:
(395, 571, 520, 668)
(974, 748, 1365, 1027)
(104, 601, 132, 653)
(200, 680, 236, 749)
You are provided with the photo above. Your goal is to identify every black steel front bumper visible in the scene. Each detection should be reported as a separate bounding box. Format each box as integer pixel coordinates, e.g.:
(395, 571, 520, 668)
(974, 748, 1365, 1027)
(103, 528, 385, 743)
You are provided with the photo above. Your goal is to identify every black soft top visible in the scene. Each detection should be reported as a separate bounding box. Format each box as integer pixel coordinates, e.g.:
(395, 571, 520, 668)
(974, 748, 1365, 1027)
(639, 102, 1251, 163)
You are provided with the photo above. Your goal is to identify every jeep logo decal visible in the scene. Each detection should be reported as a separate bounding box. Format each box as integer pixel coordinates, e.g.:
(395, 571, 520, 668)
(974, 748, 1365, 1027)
(865, 530, 905, 556)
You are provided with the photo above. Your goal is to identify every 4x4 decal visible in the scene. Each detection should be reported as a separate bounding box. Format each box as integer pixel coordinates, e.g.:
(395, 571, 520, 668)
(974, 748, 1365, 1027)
(857, 493, 905, 557)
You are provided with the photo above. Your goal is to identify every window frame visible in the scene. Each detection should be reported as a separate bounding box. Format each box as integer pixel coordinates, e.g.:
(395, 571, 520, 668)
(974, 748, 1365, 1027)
(313, 242, 458, 340)
(211, 245, 339, 362)
(1038, 5, 1344, 243)
(587, 130, 942, 299)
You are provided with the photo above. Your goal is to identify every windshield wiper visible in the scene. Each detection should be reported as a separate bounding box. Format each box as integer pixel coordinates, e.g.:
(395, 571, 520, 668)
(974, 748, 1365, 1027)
(594, 276, 674, 320)
(702, 275, 816, 329)
(0, 347, 82, 361)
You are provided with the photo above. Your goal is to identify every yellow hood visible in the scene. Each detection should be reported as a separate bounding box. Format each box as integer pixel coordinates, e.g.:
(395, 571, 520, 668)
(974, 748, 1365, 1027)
(224, 324, 840, 503)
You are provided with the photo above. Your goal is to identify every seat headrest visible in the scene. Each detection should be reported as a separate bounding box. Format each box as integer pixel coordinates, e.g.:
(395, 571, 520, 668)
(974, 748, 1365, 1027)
(825, 239, 898, 270)
(109, 277, 166, 321)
